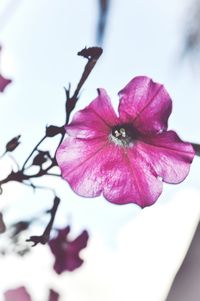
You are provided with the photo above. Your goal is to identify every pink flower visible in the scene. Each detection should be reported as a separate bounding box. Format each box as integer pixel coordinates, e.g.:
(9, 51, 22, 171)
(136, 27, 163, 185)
(4, 287, 31, 301)
(57, 76, 195, 207)
(48, 289, 60, 301)
(0, 46, 12, 93)
(4, 287, 59, 301)
(48, 226, 89, 274)
(0, 74, 12, 92)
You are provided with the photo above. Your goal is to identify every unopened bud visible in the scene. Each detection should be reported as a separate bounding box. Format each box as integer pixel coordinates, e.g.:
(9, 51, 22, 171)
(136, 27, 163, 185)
(77, 47, 103, 60)
(46, 125, 64, 137)
(32, 151, 48, 166)
(6, 135, 21, 152)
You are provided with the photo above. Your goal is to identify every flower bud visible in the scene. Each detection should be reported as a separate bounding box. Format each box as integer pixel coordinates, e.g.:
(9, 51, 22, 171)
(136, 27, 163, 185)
(6, 135, 21, 152)
(32, 151, 48, 166)
(46, 125, 64, 137)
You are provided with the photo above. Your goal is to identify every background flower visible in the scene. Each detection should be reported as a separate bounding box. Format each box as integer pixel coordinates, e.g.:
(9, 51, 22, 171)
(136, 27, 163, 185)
(0, 46, 12, 93)
(4, 287, 31, 301)
(48, 226, 89, 274)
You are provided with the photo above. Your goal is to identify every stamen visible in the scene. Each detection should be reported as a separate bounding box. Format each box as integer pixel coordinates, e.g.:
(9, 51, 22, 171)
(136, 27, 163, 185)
(110, 124, 138, 147)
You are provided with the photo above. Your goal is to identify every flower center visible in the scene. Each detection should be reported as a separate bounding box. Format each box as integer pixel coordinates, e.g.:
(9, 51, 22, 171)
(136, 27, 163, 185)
(110, 124, 137, 147)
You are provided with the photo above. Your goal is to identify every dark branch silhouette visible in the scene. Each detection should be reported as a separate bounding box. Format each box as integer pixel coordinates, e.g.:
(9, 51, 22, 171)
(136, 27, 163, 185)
(0, 46, 103, 247)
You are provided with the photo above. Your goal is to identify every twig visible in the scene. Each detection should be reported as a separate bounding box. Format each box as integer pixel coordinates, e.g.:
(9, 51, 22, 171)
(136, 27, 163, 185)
(65, 47, 103, 124)
(26, 196, 60, 246)
(0, 47, 103, 246)
(21, 135, 46, 171)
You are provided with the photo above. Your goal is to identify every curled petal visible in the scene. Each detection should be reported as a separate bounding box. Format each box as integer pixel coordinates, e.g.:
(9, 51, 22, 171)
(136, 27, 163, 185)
(137, 131, 195, 183)
(118, 76, 172, 134)
(66, 88, 119, 139)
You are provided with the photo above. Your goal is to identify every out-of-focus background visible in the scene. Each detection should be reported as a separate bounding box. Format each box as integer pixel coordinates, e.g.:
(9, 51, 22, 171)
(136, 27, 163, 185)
(0, 0, 200, 300)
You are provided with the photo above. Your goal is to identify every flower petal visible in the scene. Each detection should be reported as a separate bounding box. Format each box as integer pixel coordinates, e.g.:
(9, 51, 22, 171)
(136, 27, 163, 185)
(49, 227, 88, 274)
(0, 74, 12, 93)
(137, 131, 195, 183)
(102, 146, 163, 207)
(57, 135, 163, 207)
(70, 230, 89, 251)
(66, 88, 119, 139)
(49, 226, 71, 255)
(48, 289, 60, 301)
(56, 136, 110, 197)
(4, 287, 31, 301)
(118, 76, 172, 134)
(63, 253, 83, 272)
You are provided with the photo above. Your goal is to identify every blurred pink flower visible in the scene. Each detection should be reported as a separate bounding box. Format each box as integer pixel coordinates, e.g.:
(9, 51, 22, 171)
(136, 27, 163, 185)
(48, 289, 59, 301)
(49, 226, 89, 274)
(4, 287, 31, 301)
(0, 46, 12, 93)
(57, 76, 195, 207)
(4, 287, 59, 301)
(0, 74, 12, 92)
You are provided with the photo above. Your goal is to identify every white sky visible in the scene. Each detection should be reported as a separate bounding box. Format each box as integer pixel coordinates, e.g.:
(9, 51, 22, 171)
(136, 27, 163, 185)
(0, 0, 200, 300)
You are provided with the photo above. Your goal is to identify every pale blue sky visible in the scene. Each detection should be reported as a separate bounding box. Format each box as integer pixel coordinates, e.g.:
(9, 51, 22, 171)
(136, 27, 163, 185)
(0, 0, 200, 300)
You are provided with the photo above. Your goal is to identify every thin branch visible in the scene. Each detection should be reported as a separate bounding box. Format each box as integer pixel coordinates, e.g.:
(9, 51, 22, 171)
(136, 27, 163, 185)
(46, 172, 61, 177)
(65, 47, 103, 124)
(21, 135, 46, 171)
(26, 196, 60, 246)
(97, 0, 110, 45)
(0, 46, 102, 250)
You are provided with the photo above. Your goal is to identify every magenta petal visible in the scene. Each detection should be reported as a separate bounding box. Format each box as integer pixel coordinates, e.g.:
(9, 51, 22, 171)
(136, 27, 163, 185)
(101, 146, 163, 207)
(49, 226, 70, 255)
(49, 227, 89, 274)
(137, 131, 195, 183)
(70, 230, 89, 251)
(48, 289, 59, 301)
(57, 135, 162, 207)
(118, 76, 172, 134)
(56, 136, 110, 197)
(62, 255, 83, 272)
(0, 74, 12, 92)
(66, 88, 119, 139)
(4, 287, 31, 301)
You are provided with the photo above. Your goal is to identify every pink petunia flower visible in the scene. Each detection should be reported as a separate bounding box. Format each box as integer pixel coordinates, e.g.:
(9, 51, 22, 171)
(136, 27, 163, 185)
(4, 287, 31, 301)
(56, 76, 195, 208)
(48, 226, 89, 274)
